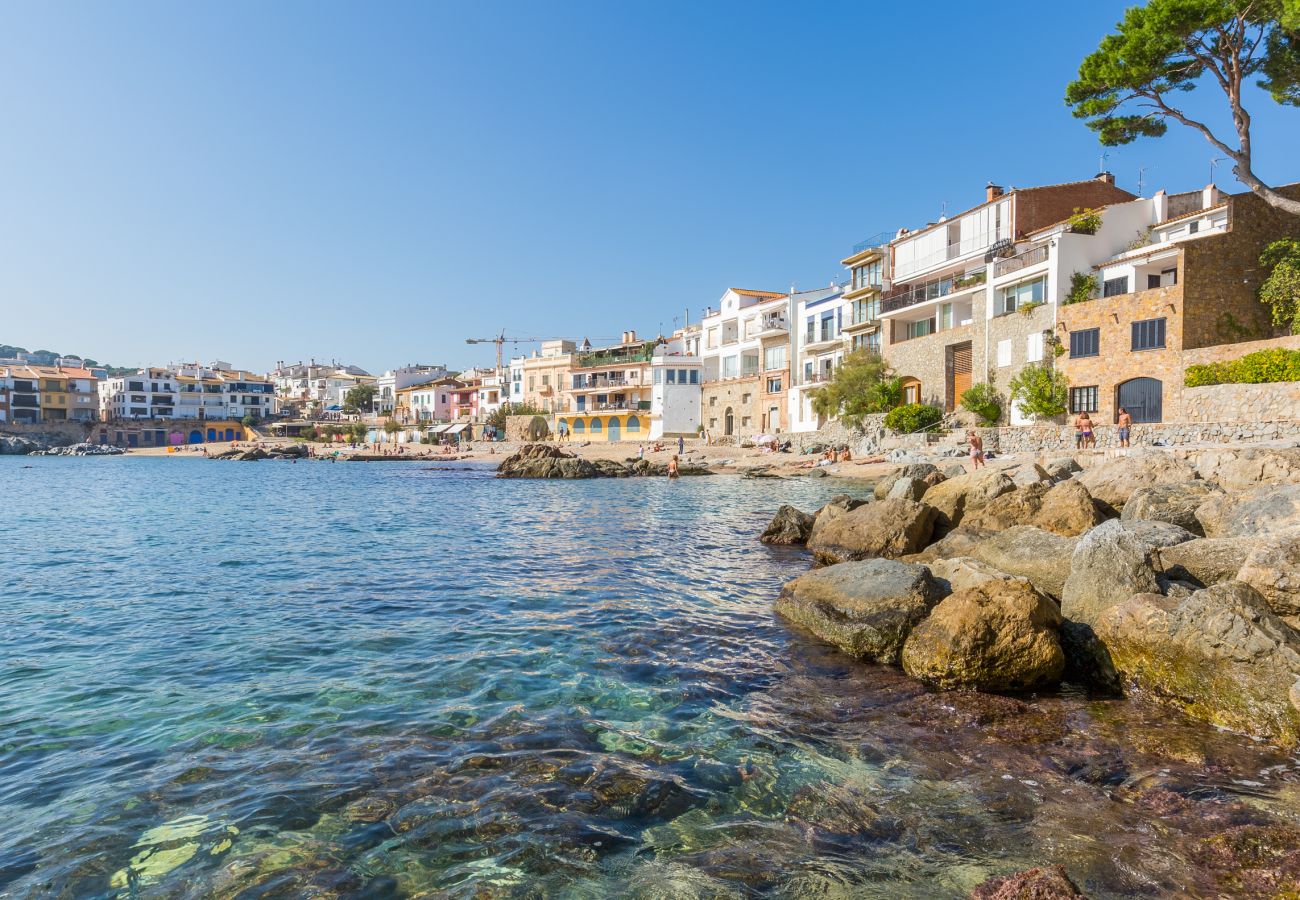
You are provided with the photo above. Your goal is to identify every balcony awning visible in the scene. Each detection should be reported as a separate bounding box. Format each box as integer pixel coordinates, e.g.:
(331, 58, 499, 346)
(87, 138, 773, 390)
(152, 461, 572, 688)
(426, 423, 453, 434)
(445, 423, 468, 434)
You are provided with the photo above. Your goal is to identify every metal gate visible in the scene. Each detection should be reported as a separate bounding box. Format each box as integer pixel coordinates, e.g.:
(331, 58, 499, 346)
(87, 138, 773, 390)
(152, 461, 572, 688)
(1116, 377, 1163, 423)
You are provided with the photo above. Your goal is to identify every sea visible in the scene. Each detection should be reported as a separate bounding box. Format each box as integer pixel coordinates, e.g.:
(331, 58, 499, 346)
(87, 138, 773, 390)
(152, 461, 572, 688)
(2, 456, 1299, 898)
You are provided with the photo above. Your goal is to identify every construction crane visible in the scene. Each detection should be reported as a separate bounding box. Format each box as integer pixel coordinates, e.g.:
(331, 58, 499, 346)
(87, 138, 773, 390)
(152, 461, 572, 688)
(465, 331, 617, 371)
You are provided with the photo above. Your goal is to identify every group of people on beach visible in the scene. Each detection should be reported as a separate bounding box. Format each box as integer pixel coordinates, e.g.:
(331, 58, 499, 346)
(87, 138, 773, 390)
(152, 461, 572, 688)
(965, 407, 1135, 470)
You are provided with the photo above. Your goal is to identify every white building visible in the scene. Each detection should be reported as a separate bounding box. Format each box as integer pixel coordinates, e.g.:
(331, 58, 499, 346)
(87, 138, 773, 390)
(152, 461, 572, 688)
(270, 361, 375, 415)
(375, 364, 449, 416)
(99, 368, 179, 420)
(507, 355, 526, 406)
(99, 363, 276, 421)
(649, 327, 702, 439)
(786, 284, 849, 432)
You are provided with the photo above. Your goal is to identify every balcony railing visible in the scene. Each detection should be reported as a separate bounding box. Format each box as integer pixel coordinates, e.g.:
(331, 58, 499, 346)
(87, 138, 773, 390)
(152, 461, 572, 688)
(851, 231, 892, 255)
(575, 344, 655, 368)
(881, 269, 986, 314)
(994, 243, 1049, 278)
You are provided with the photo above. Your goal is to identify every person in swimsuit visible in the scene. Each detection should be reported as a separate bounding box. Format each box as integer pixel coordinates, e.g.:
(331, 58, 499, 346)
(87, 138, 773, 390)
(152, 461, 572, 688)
(1117, 407, 1132, 448)
(967, 430, 985, 471)
(667, 454, 680, 478)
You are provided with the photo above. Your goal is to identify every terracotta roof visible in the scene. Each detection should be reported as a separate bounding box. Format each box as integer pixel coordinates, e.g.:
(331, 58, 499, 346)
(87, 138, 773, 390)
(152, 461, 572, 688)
(1154, 202, 1228, 228)
(729, 288, 785, 298)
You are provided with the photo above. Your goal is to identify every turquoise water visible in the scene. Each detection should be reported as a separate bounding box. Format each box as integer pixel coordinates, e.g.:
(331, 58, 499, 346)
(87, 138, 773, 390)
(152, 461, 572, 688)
(2, 457, 1299, 899)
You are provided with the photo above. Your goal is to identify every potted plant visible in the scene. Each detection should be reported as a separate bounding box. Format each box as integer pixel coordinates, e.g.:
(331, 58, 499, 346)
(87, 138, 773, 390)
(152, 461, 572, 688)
(1066, 207, 1102, 235)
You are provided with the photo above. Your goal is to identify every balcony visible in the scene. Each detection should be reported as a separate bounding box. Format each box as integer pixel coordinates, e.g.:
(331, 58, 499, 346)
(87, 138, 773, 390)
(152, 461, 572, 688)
(881, 269, 986, 315)
(746, 316, 788, 338)
(850, 231, 892, 255)
(802, 329, 842, 351)
(893, 228, 1005, 279)
(994, 243, 1049, 278)
(575, 344, 655, 368)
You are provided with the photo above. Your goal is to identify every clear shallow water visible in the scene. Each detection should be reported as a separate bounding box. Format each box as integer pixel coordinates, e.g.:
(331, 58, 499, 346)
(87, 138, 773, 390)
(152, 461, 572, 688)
(2, 457, 1299, 899)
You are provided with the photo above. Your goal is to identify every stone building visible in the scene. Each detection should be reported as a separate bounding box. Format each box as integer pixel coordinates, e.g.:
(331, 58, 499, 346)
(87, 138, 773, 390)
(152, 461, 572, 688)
(699, 288, 791, 439)
(1057, 184, 1300, 424)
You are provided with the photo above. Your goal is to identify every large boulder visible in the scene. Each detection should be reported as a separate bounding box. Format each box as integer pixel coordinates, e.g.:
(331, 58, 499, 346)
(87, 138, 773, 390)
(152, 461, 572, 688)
(1158, 538, 1254, 588)
(775, 559, 947, 664)
(904, 526, 997, 564)
(807, 498, 938, 565)
(1043, 456, 1082, 482)
(1194, 446, 1300, 492)
(1006, 462, 1051, 488)
(873, 464, 941, 500)
(1078, 450, 1200, 512)
(1195, 485, 1300, 538)
(1094, 581, 1300, 748)
(759, 505, 814, 545)
(886, 476, 929, 501)
(962, 480, 1105, 537)
(1121, 481, 1222, 536)
(968, 526, 1078, 599)
(1060, 520, 1161, 628)
(926, 557, 1024, 594)
(1236, 530, 1300, 618)
(901, 579, 1065, 692)
(921, 470, 1016, 533)
(497, 444, 600, 478)
(1120, 519, 1197, 548)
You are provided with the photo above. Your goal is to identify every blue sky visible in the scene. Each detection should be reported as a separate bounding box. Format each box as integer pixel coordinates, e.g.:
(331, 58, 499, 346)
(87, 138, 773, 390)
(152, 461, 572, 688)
(3, 0, 1298, 374)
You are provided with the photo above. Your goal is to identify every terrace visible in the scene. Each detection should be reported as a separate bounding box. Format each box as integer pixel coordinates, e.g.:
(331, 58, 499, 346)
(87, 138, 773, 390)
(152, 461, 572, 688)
(574, 342, 656, 369)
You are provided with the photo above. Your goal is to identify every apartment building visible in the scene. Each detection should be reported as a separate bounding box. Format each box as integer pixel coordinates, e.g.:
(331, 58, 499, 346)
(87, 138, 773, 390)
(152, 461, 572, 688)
(786, 285, 850, 433)
(0, 364, 100, 423)
(99, 368, 177, 420)
(270, 361, 374, 415)
(521, 340, 576, 413)
(375, 364, 449, 416)
(508, 356, 526, 406)
(649, 326, 702, 439)
(699, 288, 790, 439)
(396, 377, 465, 423)
(100, 364, 275, 421)
(555, 331, 656, 441)
(1057, 183, 1300, 425)
(879, 174, 1136, 421)
(840, 235, 888, 356)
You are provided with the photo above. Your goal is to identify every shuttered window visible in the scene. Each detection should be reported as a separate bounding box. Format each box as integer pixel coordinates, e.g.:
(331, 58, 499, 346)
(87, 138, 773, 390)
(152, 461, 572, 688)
(1131, 318, 1167, 351)
(1071, 386, 1099, 413)
(1103, 276, 1130, 297)
(1069, 328, 1100, 358)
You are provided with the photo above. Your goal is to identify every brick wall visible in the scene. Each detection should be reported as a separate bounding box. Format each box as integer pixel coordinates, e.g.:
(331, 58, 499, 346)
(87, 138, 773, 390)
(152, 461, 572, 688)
(1014, 180, 1137, 236)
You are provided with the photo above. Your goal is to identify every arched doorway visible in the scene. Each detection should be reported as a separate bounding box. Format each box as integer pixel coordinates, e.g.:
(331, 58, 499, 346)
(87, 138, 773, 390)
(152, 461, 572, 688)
(626, 416, 641, 435)
(608, 417, 621, 441)
(900, 377, 921, 405)
(724, 407, 735, 436)
(188, 430, 203, 444)
(1116, 377, 1163, 423)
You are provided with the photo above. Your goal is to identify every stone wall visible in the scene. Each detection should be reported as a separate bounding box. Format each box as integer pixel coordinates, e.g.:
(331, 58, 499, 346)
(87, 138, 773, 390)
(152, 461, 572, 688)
(981, 418, 1300, 453)
(987, 301, 1055, 422)
(885, 321, 978, 411)
(701, 376, 763, 439)
(1056, 282, 1185, 424)
(1182, 382, 1300, 424)
(504, 414, 551, 443)
(0, 421, 92, 445)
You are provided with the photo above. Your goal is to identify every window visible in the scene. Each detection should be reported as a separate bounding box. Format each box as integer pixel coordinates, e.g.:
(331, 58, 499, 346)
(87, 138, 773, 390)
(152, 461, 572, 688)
(590, 418, 603, 433)
(1103, 276, 1130, 298)
(666, 369, 677, 385)
(653, 369, 662, 384)
(906, 318, 935, 340)
(722, 356, 738, 378)
(741, 393, 751, 404)
(767, 376, 782, 393)
(741, 416, 751, 427)
(1071, 386, 1099, 413)
(690, 370, 699, 384)
(1026, 332, 1044, 363)
(528, 377, 535, 391)
(677, 369, 687, 383)
(998, 276, 1046, 314)
(940, 303, 953, 331)
(1131, 317, 1167, 351)
(764, 346, 787, 371)
(709, 396, 717, 406)
(541, 375, 549, 386)
(1070, 328, 1100, 358)
(1147, 274, 1161, 290)
(572, 419, 585, 434)
(996, 339, 1012, 367)
(1189, 220, 1199, 234)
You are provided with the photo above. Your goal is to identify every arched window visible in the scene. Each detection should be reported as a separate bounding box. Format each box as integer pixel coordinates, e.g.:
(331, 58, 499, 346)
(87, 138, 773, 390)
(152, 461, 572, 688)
(626, 416, 641, 432)
(1116, 377, 1163, 424)
(590, 418, 603, 433)
(572, 419, 585, 434)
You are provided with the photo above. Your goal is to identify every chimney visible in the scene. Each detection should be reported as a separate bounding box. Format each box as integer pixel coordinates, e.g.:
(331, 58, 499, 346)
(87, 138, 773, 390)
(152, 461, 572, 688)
(1152, 189, 1168, 224)
(627, 329, 637, 343)
(986, 182, 1005, 202)
(1096, 171, 1115, 185)
(1202, 184, 1221, 209)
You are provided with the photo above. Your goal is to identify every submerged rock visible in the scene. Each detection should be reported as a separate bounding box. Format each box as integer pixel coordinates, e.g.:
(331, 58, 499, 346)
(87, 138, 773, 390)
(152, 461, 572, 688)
(30, 441, 124, 457)
(776, 559, 946, 664)
(1094, 581, 1300, 748)
(759, 505, 814, 545)
(901, 579, 1065, 692)
(969, 864, 1085, 899)
(807, 498, 938, 565)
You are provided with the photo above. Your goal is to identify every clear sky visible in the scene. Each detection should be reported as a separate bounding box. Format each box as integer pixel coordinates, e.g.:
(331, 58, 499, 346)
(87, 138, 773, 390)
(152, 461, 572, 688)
(3, 0, 1298, 374)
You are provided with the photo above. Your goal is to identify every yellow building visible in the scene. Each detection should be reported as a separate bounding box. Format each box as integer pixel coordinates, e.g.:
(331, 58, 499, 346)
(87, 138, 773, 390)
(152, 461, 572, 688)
(554, 332, 655, 441)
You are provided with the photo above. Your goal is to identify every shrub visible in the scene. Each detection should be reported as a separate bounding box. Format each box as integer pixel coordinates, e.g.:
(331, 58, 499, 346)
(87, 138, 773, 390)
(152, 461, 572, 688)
(1185, 348, 1300, 386)
(810, 350, 903, 428)
(1259, 239, 1300, 334)
(1008, 362, 1069, 420)
(1067, 207, 1102, 235)
(883, 403, 943, 434)
(1065, 272, 1097, 305)
(960, 382, 1002, 425)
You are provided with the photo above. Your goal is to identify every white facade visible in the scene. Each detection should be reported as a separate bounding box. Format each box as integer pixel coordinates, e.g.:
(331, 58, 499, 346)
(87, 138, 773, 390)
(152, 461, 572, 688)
(786, 285, 848, 432)
(508, 356, 526, 405)
(649, 329, 702, 439)
(270, 362, 374, 413)
(100, 364, 275, 421)
(99, 368, 179, 420)
(375, 364, 449, 415)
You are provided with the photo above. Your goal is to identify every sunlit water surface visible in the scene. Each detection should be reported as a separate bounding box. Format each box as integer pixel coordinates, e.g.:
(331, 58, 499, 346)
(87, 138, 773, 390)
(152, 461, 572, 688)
(2, 457, 1299, 899)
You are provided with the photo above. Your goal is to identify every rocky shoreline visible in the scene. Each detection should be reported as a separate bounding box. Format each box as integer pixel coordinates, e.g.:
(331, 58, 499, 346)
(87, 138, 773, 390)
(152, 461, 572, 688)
(496, 443, 714, 478)
(762, 446, 1300, 752)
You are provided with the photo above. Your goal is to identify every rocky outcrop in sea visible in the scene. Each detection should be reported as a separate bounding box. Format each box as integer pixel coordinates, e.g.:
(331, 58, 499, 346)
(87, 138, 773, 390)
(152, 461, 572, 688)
(764, 446, 1300, 750)
(211, 444, 309, 461)
(496, 443, 712, 479)
(29, 442, 124, 457)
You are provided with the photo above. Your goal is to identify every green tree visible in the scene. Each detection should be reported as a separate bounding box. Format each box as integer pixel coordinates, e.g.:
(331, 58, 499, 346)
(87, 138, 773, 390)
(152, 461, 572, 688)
(1008, 363, 1070, 420)
(485, 401, 548, 431)
(349, 421, 368, 442)
(343, 383, 377, 414)
(809, 350, 903, 428)
(382, 418, 401, 440)
(241, 414, 258, 428)
(1260, 238, 1300, 331)
(1066, 0, 1300, 216)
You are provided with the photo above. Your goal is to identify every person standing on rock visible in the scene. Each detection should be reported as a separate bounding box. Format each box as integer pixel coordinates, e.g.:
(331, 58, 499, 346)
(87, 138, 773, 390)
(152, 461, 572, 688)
(1117, 407, 1132, 449)
(678, 435, 685, 456)
(967, 430, 984, 471)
